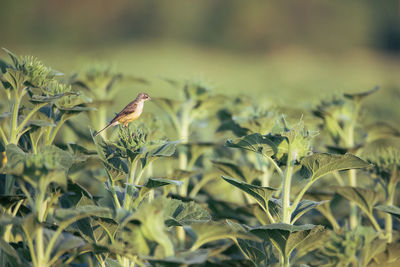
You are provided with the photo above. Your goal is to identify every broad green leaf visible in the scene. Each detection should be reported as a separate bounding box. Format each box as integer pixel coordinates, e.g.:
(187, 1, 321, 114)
(40, 145, 73, 171)
(291, 199, 328, 224)
(142, 178, 183, 189)
(226, 219, 275, 266)
(5, 144, 25, 172)
(146, 249, 209, 266)
(141, 140, 179, 168)
(104, 259, 122, 267)
(212, 160, 264, 183)
(162, 169, 198, 180)
(92, 133, 128, 180)
(226, 133, 285, 157)
(190, 221, 258, 251)
(336, 186, 379, 216)
(300, 153, 370, 182)
(53, 206, 113, 222)
(222, 176, 277, 212)
(44, 229, 85, 261)
(250, 224, 324, 258)
(131, 198, 175, 256)
(24, 119, 55, 128)
(375, 205, 400, 219)
(163, 198, 211, 226)
(29, 93, 68, 104)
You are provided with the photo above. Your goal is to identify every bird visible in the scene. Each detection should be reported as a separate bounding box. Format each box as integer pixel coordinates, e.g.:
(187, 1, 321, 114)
(94, 92, 151, 137)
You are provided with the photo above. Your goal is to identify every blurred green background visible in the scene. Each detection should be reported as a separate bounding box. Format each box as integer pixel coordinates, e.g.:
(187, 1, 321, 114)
(1, 0, 400, 123)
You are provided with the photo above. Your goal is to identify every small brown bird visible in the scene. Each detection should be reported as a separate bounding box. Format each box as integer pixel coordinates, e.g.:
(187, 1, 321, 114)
(94, 92, 151, 137)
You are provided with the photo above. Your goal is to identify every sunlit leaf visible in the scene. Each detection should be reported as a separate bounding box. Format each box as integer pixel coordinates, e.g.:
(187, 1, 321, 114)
(291, 199, 328, 223)
(375, 205, 400, 219)
(250, 224, 325, 258)
(300, 153, 371, 182)
(226, 133, 285, 157)
(212, 160, 264, 183)
(163, 198, 211, 226)
(222, 176, 276, 212)
(190, 221, 258, 251)
(336, 186, 379, 216)
(146, 249, 209, 266)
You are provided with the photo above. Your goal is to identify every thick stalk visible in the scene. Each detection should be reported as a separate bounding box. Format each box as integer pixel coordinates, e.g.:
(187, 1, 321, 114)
(282, 254, 290, 267)
(9, 90, 22, 144)
(281, 144, 295, 224)
(35, 188, 47, 267)
(385, 170, 397, 242)
(124, 159, 139, 209)
(46, 117, 66, 145)
(347, 103, 360, 230)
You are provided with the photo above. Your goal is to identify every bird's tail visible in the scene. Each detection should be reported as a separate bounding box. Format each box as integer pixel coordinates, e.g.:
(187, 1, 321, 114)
(94, 122, 116, 137)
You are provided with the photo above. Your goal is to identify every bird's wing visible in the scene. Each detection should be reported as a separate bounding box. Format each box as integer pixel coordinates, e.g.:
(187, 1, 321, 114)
(110, 101, 138, 123)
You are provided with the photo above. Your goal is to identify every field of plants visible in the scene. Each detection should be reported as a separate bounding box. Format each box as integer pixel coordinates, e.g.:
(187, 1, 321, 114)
(0, 48, 399, 267)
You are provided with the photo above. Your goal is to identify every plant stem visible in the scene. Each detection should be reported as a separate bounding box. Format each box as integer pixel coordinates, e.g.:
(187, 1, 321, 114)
(385, 168, 397, 242)
(262, 152, 284, 178)
(16, 103, 47, 134)
(290, 180, 313, 216)
(124, 158, 139, 210)
(281, 144, 295, 224)
(46, 117, 66, 145)
(9, 90, 22, 144)
(0, 126, 8, 145)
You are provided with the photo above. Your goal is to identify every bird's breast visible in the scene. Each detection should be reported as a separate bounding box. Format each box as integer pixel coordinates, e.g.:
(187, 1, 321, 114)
(118, 102, 144, 123)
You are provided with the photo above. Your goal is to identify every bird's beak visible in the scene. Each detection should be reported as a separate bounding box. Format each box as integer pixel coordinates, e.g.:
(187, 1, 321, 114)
(148, 96, 152, 101)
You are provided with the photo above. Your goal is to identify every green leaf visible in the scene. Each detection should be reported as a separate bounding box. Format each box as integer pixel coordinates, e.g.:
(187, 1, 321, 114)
(300, 153, 371, 182)
(163, 198, 211, 226)
(146, 249, 209, 266)
(104, 259, 122, 267)
(226, 133, 285, 157)
(43, 229, 85, 262)
(29, 93, 68, 104)
(375, 205, 400, 219)
(92, 133, 128, 181)
(226, 220, 275, 265)
(53, 206, 113, 222)
(250, 224, 325, 258)
(336, 186, 379, 216)
(190, 221, 258, 251)
(143, 178, 183, 189)
(222, 176, 277, 212)
(40, 145, 73, 171)
(291, 199, 328, 224)
(212, 160, 264, 183)
(147, 140, 179, 157)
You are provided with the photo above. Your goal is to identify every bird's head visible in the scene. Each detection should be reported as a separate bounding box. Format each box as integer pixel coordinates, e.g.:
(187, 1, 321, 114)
(137, 92, 152, 102)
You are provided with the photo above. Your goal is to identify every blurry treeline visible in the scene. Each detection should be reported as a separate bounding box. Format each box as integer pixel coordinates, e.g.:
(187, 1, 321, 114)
(1, 0, 400, 53)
